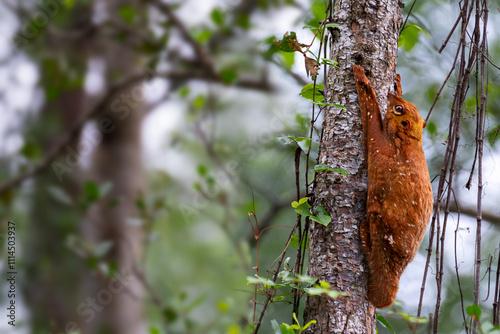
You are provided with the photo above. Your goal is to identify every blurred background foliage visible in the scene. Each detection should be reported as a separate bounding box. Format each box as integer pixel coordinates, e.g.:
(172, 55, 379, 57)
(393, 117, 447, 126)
(0, 0, 499, 333)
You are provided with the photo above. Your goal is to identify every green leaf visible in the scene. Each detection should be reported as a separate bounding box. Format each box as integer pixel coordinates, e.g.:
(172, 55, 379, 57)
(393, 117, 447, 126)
(303, 287, 324, 296)
(306, 49, 319, 62)
(376, 314, 395, 333)
(487, 125, 500, 146)
(302, 24, 319, 30)
(46, 85, 60, 101)
(192, 28, 212, 43)
(295, 274, 317, 285)
(313, 164, 330, 172)
(64, 0, 76, 8)
(178, 86, 190, 97)
(313, 164, 349, 175)
(193, 94, 206, 109)
(399, 25, 431, 51)
(279, 324, 296, 334)
(235, 13, 250, 29)
(294, 202, 311, 217)
(466, 304, 482, 318)
(273, 31, 303, 53)
(302, 320, 317, 331)
(426, 121, 437, 135)
(247, 275, 275, 287)
(290, 234, 309, 249)
(220, 68, 239, 84)
(393, 309, 428, 324)
(292, 312, 300, 327)
(298, 197, 308, 205)
(118, 5, 136, 24)
(324, 23, 339, 29)
(210, 8, 225, 26)
(319, 280, 330, 288)
(320, 58, 338, 67)
(398, 34, 405, 48)
(272, 295, 287, 302)
(271, 320, 282, 334)
(278, 135, 296, 143)
(306, 0, 326, 28)
(277, 136, 311, 151)
(295, 137, 311, 152)
(84, 180, 100, 202)
(20, 141, 42, 160)
(162, 306, 178, 323)
(411, 24, 432, 39)
(300, 84, 325, 101)
(136, 197, 146, 211)
(48, 186, 74, 206)
(185, 295, 205, 313)
(312, 205, 331, 226)
(217, 301, 229, 312)
(197, 164, 209, 176)
(279, 51, 296, 71)
(311, 101, 346, 110)
(148, 326, 161, 334)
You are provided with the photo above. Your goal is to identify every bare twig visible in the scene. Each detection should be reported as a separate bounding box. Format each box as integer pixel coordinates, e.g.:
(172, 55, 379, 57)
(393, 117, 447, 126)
(452, 193, 469, 333)
(0, 70, 272, 194)
(473, 4, 488, 333)
(146, 0, 215, 73)
(414, 1, 489, 332)
(493, 244, 500, 325)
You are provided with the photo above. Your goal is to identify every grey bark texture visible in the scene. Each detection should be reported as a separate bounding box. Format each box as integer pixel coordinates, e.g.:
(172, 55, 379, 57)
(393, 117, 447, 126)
(304, 1, 403, 333)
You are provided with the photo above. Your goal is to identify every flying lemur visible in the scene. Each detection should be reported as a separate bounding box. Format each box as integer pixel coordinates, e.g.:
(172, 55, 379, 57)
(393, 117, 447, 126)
(353, 65, 433, 308)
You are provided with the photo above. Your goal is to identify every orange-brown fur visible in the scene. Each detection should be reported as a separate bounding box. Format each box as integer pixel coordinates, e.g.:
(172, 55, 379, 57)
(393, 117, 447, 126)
(353, 65, 433, 308)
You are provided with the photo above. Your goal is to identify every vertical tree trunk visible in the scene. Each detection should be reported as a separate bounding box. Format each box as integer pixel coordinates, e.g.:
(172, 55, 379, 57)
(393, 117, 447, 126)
(81, 0, 146, 332)
(304, 1, 402, 333)
(23, 3, 92, 332)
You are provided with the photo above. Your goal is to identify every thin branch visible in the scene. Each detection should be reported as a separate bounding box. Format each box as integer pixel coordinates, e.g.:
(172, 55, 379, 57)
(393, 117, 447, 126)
(146, 0, 215, 73)
(401, 0, 419, 33)
(473, 2, 488, 328)
(252, 222, 298, 334)
(452, 192, 469, 333)
(0, 70, 272, 194)
(493, 244, 500, 325)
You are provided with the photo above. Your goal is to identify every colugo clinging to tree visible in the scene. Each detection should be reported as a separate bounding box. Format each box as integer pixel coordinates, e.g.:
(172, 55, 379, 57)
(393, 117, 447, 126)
(353, 65, 433, 309)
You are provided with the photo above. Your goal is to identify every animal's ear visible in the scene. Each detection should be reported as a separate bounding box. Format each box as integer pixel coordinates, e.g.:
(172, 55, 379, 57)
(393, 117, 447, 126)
(387, 92, 401, 104)
(394, 74, 403, 97)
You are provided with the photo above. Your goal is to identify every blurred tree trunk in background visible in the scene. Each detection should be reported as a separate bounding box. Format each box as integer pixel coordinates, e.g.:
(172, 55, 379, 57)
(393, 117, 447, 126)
(304, 1, 402, 333)
(23, 2, 92, 332)
(81, 0, 146, 332)
(22, 0, 146, 332)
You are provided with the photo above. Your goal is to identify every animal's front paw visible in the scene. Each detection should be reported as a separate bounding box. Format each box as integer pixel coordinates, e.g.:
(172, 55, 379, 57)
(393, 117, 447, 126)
(353, 65, 371, 88)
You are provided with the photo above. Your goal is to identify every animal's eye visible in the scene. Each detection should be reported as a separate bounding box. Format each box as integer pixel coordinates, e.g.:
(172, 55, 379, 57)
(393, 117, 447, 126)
(394, 105, 404, 115)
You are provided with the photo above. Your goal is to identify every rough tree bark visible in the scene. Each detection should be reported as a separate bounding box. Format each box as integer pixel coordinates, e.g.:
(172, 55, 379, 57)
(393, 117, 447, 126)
(304, 1, 402, 333)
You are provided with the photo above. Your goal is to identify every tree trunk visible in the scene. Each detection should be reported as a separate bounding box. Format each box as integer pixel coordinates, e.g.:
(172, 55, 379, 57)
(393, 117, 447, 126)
(81, 0, 146, 332)
(304, 1, 402, 333)
(23, 3, 92, 332)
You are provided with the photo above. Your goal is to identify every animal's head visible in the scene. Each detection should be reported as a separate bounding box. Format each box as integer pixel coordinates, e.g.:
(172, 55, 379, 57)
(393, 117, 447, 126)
(386, 93, 426, 140)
